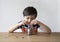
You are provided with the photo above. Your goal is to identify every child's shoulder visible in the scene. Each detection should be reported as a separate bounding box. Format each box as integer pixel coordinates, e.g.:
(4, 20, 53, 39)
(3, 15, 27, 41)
(18, 20, 23, 23)
(18, 20, 25, 25)
(18, 20, 26, 23)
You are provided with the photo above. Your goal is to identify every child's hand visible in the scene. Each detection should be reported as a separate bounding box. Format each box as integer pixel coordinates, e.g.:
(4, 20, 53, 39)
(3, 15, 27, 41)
(31, 20, 38, 25)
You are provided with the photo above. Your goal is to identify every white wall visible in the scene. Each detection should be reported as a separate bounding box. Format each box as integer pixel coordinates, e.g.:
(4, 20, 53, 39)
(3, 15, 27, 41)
(0, 0, 60, 32)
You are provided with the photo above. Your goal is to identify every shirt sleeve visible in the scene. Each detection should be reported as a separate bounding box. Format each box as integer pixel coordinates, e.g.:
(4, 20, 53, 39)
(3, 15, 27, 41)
(33, 24, 40, 28)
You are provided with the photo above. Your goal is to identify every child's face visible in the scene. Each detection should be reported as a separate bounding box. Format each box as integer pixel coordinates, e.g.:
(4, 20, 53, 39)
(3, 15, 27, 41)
(24, 15, 36, 23)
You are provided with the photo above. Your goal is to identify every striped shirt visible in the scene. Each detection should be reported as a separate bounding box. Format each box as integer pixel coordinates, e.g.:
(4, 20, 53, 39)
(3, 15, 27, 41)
(18, 21, 40, 32)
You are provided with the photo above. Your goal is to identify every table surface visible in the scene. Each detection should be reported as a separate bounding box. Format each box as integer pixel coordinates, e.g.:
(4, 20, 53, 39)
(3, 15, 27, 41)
(0, 32, 60, 42)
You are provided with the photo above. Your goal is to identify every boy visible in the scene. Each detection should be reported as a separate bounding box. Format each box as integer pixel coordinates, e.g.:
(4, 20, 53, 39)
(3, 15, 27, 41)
(8, 6, 51, 34)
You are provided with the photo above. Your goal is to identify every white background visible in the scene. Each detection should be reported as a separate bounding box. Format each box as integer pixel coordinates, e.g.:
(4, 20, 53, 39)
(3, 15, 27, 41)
(0, 0, 60, 32)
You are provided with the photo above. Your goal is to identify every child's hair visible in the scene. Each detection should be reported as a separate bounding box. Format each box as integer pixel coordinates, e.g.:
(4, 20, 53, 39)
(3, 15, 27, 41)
(23, 6, 37, 18)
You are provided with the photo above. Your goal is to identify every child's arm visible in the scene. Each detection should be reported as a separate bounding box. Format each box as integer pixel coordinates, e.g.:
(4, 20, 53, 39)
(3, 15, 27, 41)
(37, 21, 51, 34)
(8, 24, 19, 33)
(8, 22, 24, 33)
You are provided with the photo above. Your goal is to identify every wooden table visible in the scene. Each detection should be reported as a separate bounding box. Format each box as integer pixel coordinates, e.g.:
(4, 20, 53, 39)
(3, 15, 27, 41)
(0, 32, 60, 42)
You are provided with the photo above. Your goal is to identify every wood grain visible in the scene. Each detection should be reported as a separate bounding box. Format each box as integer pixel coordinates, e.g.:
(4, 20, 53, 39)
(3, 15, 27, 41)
(0, 32, 60, 42)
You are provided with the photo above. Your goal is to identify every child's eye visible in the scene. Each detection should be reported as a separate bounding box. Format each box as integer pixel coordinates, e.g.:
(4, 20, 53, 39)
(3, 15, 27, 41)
(27, 17, 29, 19)
(26, 17, 34, 20)
(31, 18, 34, 20)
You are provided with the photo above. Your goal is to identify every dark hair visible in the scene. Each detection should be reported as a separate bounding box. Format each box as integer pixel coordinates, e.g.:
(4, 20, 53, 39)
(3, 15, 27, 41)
(23, 6, 37, 18)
